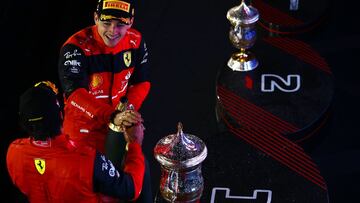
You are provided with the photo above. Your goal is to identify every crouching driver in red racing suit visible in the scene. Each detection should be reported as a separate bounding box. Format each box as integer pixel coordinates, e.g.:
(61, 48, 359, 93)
(6, 81, 145, 202)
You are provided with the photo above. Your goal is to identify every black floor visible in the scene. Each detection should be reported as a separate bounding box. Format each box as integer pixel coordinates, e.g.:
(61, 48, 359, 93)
(1, 0, 360, 202)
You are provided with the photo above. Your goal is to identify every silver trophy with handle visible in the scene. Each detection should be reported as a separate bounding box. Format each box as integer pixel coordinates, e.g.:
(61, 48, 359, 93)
(227, 0, 259, 71)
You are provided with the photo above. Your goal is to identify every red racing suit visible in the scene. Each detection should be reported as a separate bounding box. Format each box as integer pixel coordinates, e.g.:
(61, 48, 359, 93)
(58, 25, 150, 152)
(6, 134, 145, 202)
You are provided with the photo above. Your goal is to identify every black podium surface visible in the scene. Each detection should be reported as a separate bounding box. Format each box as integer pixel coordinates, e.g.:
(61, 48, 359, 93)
(252, 0, 330, 35)
(201, 132, 328, 203)
(207, 36, 333, 202)
(155, 129, 329, 202)
(154, 36, 332, 202)
(217, 37, 334, 143)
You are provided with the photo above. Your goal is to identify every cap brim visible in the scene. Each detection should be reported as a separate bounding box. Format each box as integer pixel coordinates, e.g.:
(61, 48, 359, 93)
(99, 10, 132, 24)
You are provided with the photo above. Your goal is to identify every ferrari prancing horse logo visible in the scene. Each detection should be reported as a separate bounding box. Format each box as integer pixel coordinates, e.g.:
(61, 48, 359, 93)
(123, 51, 131, 67)
(34, 158, 45, 175)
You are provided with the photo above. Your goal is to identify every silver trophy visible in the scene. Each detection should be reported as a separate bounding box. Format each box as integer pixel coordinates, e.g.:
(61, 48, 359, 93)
(154, 123, 207, 203)
(290, 0, 299, 10)
(227, 0, 259, 71)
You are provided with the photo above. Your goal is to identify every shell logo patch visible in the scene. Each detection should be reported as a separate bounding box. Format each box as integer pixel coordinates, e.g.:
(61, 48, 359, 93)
(124, 51, 132, 67)
(91, 73, 104, 89)
(34, 158, 45, 175)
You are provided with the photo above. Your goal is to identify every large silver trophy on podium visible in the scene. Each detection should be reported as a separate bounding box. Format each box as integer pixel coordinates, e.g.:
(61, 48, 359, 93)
(227, 0, 259, 71)
(154, 123, 207, 203)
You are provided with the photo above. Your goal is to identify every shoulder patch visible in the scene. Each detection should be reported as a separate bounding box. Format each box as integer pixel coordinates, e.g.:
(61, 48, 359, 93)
(34, 158, 45, 175)
(123, 51, 132, 67)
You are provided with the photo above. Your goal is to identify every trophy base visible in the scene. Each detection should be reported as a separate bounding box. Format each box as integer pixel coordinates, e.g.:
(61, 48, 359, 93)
(227, 52, 259, 71)
(154, 190, 201, 203)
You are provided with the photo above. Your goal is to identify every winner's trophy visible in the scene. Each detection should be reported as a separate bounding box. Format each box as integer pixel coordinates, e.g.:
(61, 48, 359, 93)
(227, 0, 259, 71)
(154, 123, 207, 203)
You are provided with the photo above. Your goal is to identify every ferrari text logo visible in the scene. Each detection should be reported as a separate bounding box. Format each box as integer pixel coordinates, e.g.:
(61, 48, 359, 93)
(34, 158, 45, 175)
(124, 51, 132, 67)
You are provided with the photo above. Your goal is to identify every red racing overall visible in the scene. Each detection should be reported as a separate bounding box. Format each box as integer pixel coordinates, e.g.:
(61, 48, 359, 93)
(6, 134, 145, 202)
(58, 25, 150, 153)
(6, 135, 98, 202)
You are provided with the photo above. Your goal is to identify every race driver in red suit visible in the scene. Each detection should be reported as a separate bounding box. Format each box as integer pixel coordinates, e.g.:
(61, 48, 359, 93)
(6, 81, 145, 202)
(58, 0, 150, 153)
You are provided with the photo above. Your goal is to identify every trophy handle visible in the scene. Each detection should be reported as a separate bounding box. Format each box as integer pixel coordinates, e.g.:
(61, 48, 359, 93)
(168, 171, 178, 202)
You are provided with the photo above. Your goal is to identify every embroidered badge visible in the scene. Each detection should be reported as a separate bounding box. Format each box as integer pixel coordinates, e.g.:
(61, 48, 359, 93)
(91, 73, 103, 89)
(123, 51, 132, 67)
(34, 158, 45, 175)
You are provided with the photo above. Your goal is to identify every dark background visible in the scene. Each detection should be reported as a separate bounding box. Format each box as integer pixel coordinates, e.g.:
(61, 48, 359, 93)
(1, 0, 359, 202)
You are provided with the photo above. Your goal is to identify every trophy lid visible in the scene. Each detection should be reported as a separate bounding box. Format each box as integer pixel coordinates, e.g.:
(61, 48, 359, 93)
(154, 122, 207, 169)
(227, 0, 259, 26)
